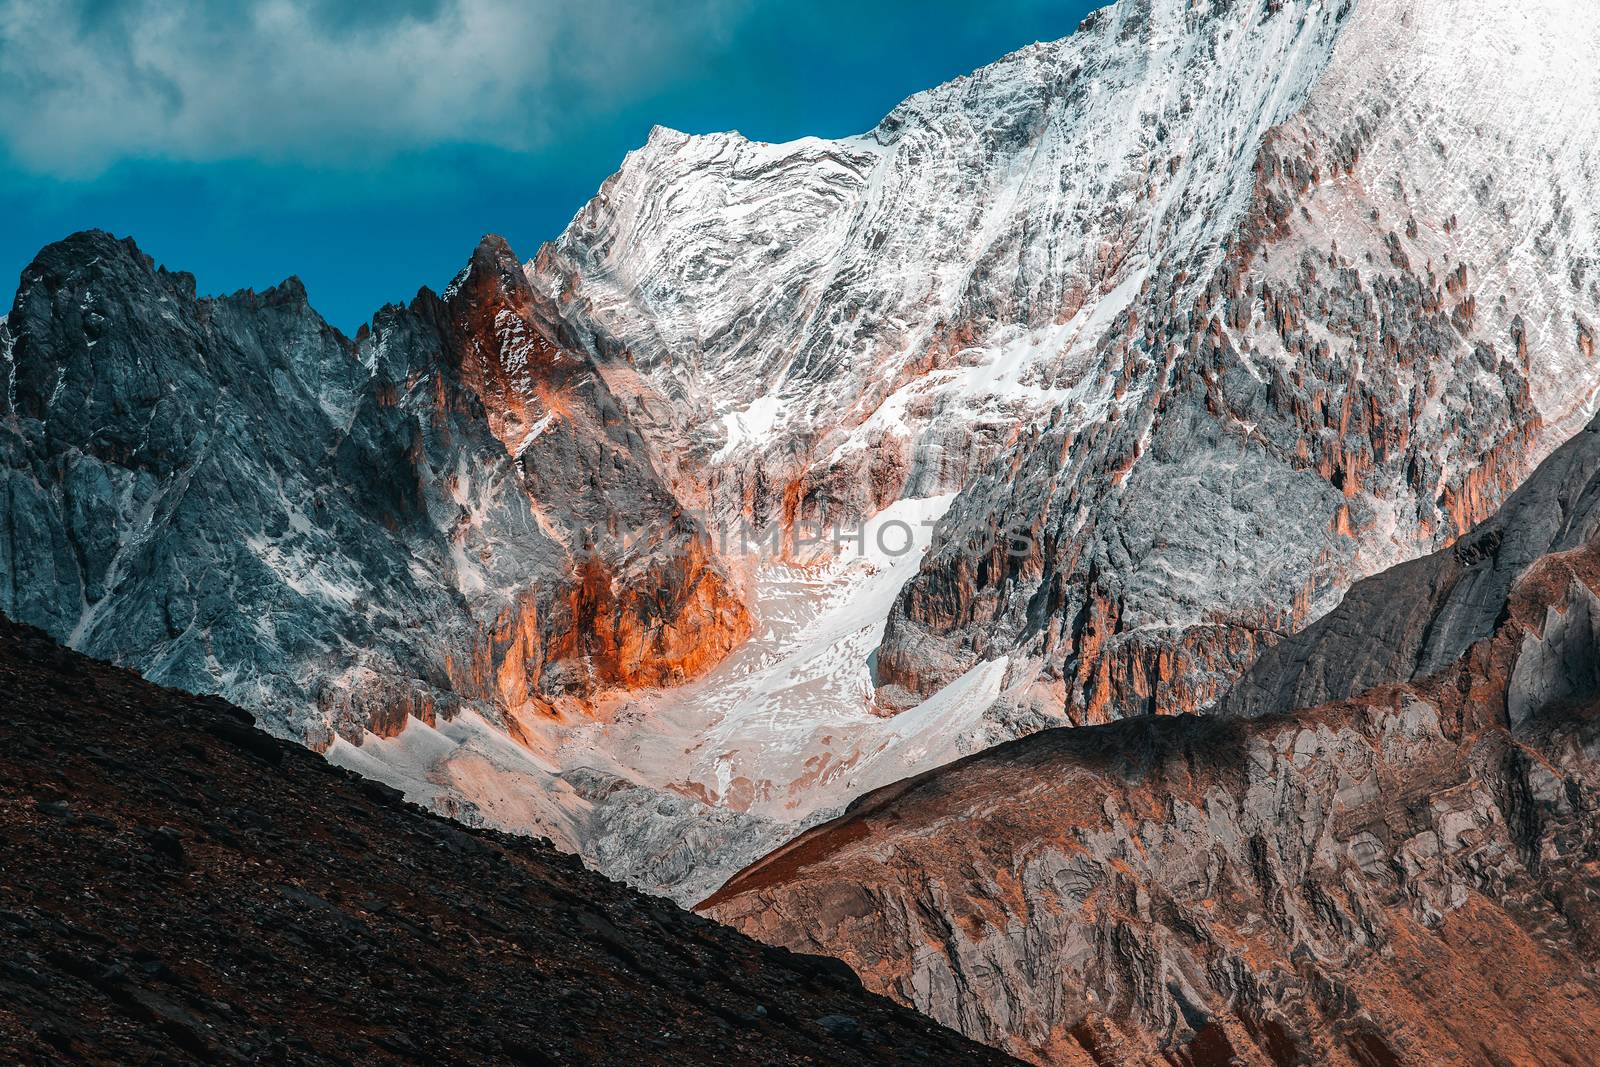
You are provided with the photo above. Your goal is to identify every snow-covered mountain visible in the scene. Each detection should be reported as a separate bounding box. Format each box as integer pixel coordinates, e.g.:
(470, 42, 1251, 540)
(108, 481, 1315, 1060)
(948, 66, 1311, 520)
(535, 0, 1345, 531)
(3, 0, 1598, 907)
(881, 0, 1600, 726)
(539, 0, 1599, 730)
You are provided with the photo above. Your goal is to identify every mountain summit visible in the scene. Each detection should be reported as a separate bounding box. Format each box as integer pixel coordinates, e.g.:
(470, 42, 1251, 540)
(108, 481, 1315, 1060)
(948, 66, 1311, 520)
(537, 0, 1599, 729)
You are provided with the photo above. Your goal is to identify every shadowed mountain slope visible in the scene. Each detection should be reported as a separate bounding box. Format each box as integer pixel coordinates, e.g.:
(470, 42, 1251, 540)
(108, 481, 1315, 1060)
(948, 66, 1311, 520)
(0, 613, 1012, 1066)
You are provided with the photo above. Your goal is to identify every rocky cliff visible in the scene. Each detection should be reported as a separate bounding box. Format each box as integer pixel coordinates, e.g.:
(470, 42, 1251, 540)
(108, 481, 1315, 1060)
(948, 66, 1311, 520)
(1225, 418, 1600, 719)
(876, 0, 1600, 723)
(702, 408, 1600, 1064)
(0, 230, 743, 743)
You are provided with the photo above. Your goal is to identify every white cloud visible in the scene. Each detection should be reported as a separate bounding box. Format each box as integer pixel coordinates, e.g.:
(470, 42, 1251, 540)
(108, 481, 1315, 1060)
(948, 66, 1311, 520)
(0, 0, 746, 176)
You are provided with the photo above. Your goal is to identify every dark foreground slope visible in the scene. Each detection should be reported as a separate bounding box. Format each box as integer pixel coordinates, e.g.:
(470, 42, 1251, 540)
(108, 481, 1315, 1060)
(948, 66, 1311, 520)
(705, 417, 1600, 1065)
(0, 615, 1012, 1067)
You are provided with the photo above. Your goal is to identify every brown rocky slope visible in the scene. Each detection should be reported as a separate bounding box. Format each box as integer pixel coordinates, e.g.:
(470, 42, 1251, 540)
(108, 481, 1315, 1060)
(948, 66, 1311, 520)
(703, 415, 1600, 1064)
(0, 613, 1013, 1066)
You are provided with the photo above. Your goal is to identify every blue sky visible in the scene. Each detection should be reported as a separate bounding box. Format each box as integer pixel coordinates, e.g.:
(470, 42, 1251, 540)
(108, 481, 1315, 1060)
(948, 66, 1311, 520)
(0, 1, 1100, 332)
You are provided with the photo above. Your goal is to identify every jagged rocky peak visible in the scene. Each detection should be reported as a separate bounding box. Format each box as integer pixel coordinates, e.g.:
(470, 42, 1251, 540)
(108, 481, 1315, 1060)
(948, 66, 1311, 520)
(6, 0, 1600, 912)
(531, 0, 1378, 723)
(447, 232, 752, 692)
(6, 230, 343, 439)
(437, 233, 590, 454)
(703, 405, 1600, 1066)
(0, 227, 774, 900)
(0, 229, 745, 743)
(439, 233, 555, 446)
(1, 230, 375, 684)
(527, 0, 1600, 736)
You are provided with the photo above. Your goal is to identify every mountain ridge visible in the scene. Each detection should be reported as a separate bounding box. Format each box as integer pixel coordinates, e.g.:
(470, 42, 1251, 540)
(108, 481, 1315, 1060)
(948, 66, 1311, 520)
(702, 404, 1600, 1065)
(0, 227, 779, 901)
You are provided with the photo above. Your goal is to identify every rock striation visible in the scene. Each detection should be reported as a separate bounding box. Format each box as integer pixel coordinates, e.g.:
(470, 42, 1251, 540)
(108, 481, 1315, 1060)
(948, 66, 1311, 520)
(536, 0, 1600, 727)
(874, 0, 1600, 723)
(0, 230, 744, 746)
(703, 407, 1600, 1064)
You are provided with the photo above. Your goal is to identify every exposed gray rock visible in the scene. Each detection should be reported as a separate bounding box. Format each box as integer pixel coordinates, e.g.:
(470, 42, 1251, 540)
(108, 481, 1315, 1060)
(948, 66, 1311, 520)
(871, 0, 1600, 723)
(6, 0, 1600, 922)
(0, 230, 745, 739)
(1226, 420, 1600, 718)
(706, 407, 1600, 1064)
(563, 766, 835, 906)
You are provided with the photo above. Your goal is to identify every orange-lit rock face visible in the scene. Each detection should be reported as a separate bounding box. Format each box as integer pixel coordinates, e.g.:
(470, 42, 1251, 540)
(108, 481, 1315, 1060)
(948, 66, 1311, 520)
(706, 514, 1600, 1065)
(514, 0, 1596, 762)
(316, 673, 459, 744)
(432, 548, 750, 720)
(441, 591, 549, 714)
(564, 535, 751, 690)
(437, 236, 752, 709)
(0, 228, 768, 903)
(442, 237, 552, 448)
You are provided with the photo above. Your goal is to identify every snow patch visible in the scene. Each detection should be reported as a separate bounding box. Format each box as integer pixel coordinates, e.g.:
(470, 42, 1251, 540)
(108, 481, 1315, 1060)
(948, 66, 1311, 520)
(546, 496, 1005, 822)
(713, 394, 787, 460)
